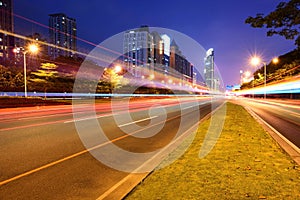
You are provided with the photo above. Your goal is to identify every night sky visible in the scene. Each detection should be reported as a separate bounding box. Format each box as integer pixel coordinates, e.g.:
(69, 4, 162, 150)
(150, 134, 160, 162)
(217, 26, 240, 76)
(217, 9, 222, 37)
(14, 0, 296, 86)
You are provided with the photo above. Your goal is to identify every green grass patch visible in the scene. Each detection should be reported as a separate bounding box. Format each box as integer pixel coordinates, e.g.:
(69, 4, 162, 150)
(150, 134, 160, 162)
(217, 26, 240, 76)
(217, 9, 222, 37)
(126, 102, 300, 200)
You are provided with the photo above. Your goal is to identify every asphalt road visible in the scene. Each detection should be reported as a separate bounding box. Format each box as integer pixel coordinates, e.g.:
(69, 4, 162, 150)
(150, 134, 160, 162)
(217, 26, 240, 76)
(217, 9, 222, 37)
(0, 96, 223, 199)
(235, 98, 300, 148)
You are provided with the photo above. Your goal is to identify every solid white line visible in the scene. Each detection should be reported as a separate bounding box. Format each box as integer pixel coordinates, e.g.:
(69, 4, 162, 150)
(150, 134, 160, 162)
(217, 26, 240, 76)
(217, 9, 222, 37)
(183, 106, 194, 110)
(246, 107, 300, 154)
(118, 116, 158, 127)
(64, 113, 116, 123)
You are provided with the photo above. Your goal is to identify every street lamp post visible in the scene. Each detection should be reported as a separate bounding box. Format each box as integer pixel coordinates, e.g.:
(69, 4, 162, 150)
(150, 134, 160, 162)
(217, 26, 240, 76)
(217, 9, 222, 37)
(263, 62, 267, 99)
(16, 44, 39, 98)
(23, 51, 28, 97)
(239, 70, 243, 85)
(250, 56, 279, 99)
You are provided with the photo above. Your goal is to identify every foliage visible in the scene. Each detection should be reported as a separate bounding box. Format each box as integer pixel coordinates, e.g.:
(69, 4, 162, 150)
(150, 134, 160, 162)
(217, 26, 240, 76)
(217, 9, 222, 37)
(100, 68, 124, 93)
(245, 0, 300, 48)
(29, 63, 59, 92)
(241, 49, 300, 89)
(0, 65, 24, 91)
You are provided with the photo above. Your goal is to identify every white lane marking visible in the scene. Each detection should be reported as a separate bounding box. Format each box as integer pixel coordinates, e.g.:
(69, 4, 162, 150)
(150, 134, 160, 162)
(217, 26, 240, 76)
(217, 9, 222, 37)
(118, 116, 158, 127)
(64, 113, 116, 123)
(183, 106, 194, 110)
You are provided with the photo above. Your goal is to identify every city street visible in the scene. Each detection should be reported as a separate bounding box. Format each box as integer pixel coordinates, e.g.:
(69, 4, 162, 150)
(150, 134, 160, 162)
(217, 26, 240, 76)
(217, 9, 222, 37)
(0, 97, 223, 199)
(0, 0, 299, 199)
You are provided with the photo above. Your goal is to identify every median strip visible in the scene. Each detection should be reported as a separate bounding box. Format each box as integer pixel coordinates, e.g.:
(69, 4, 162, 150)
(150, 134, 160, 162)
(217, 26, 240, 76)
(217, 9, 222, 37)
(125, 102, 300, 200)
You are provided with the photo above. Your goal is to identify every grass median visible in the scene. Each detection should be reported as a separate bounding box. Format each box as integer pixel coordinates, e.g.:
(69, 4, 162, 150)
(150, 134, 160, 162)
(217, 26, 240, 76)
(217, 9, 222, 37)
(126, 102, 300, 200)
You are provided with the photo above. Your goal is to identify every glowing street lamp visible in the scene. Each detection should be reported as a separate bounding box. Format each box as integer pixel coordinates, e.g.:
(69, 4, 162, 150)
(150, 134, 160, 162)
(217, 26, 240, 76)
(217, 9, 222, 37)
(272, 57, 279, 64)
(114, 65, 122, 73)
(28, 44, 39, 54)
(250, 56, 261, 66)
(250, 56, 279, 99)
(250, 56, 266, 98)
(15, 44, 39, 97)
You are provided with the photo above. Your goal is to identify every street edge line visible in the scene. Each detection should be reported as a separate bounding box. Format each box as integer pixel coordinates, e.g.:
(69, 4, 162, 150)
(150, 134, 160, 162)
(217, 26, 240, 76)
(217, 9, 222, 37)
(244, 106, 300, 165)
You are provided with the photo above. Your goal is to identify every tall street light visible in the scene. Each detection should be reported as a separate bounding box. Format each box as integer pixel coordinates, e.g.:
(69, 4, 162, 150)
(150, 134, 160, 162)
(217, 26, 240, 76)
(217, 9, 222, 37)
(14, 44, 39, 97)
(250, 56, 267, 99)
(250, 56, 279, 99)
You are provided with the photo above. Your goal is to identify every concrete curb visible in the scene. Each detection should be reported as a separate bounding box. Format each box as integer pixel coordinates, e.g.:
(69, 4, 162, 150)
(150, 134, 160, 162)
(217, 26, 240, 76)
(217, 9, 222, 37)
(243, 105, 300, 166)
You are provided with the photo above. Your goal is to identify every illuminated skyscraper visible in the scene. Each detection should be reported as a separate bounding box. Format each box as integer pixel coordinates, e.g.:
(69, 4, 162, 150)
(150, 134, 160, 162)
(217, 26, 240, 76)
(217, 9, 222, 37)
(49, 13, 77, 59)
(0, 0, 14, 64)
(161, 34, 170, 69)
(204, 48, 214, 90)
(123, 25, 154, 77)
(170, 39, 193, 82)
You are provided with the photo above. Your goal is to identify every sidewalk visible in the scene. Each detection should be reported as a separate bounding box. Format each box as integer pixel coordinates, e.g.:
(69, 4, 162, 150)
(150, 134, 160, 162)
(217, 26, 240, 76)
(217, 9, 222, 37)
(125, 102, 300, 200)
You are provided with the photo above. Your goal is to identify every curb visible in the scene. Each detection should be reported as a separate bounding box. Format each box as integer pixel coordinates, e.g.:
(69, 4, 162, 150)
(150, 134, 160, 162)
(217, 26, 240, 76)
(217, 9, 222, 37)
(243, 106, 300, 166)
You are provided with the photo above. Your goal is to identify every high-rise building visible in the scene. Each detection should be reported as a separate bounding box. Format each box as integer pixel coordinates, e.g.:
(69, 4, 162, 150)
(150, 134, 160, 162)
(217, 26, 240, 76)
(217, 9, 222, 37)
(48, 13, 77, 59)
(161, 34, 170, 72)
(204, 48, 214, 90)
(123, 25, 154, 77)
(151, 31, 164, 66)
(170, 39, 193, 82)
(0, 0, 14, 64)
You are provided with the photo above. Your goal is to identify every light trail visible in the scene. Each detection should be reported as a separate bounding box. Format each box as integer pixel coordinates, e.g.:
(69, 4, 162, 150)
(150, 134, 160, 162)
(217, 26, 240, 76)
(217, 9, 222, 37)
(0, 91, 211, 98)
(235, 75, 300, 96)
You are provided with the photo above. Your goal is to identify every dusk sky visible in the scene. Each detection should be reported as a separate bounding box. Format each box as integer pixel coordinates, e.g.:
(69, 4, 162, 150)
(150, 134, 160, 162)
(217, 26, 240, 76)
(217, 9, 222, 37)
(14, 0, 296, 86)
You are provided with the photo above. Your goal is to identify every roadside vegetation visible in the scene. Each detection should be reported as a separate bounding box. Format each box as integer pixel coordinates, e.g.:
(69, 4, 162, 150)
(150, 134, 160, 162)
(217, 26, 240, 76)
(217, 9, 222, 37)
(242, 0, 300, 90)
(241, 49, 300, 89)
(126, 103, 300, 200)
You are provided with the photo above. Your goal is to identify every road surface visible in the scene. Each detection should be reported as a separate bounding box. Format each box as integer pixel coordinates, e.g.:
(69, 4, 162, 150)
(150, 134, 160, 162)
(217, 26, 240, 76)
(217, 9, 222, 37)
(0, 97, 223, 199)
(235, 98, 300, 149)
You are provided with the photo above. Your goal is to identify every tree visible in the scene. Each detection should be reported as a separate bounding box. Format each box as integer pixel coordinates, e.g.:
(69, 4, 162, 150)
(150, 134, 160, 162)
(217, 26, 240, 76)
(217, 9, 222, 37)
(30, 63, 58, 92)
(245, 0, 300, 48)
(100, 68, 123, 93)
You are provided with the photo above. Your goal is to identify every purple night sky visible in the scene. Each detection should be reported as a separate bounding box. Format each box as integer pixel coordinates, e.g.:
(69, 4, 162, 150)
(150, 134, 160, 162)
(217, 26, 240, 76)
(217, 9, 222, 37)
(14, 0, 296, 86)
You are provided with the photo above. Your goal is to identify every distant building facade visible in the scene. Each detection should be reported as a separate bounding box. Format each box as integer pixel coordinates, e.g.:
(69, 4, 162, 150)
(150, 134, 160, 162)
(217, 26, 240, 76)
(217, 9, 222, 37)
(123, 25, 154, 77)
(123, 26, 193, 83)
(0, 0, 14, 64)
(48, 13, 77, 59)
(170, 39, 193, 82)
(161, 34, 170, 72)
(151, 31, 164, 66)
